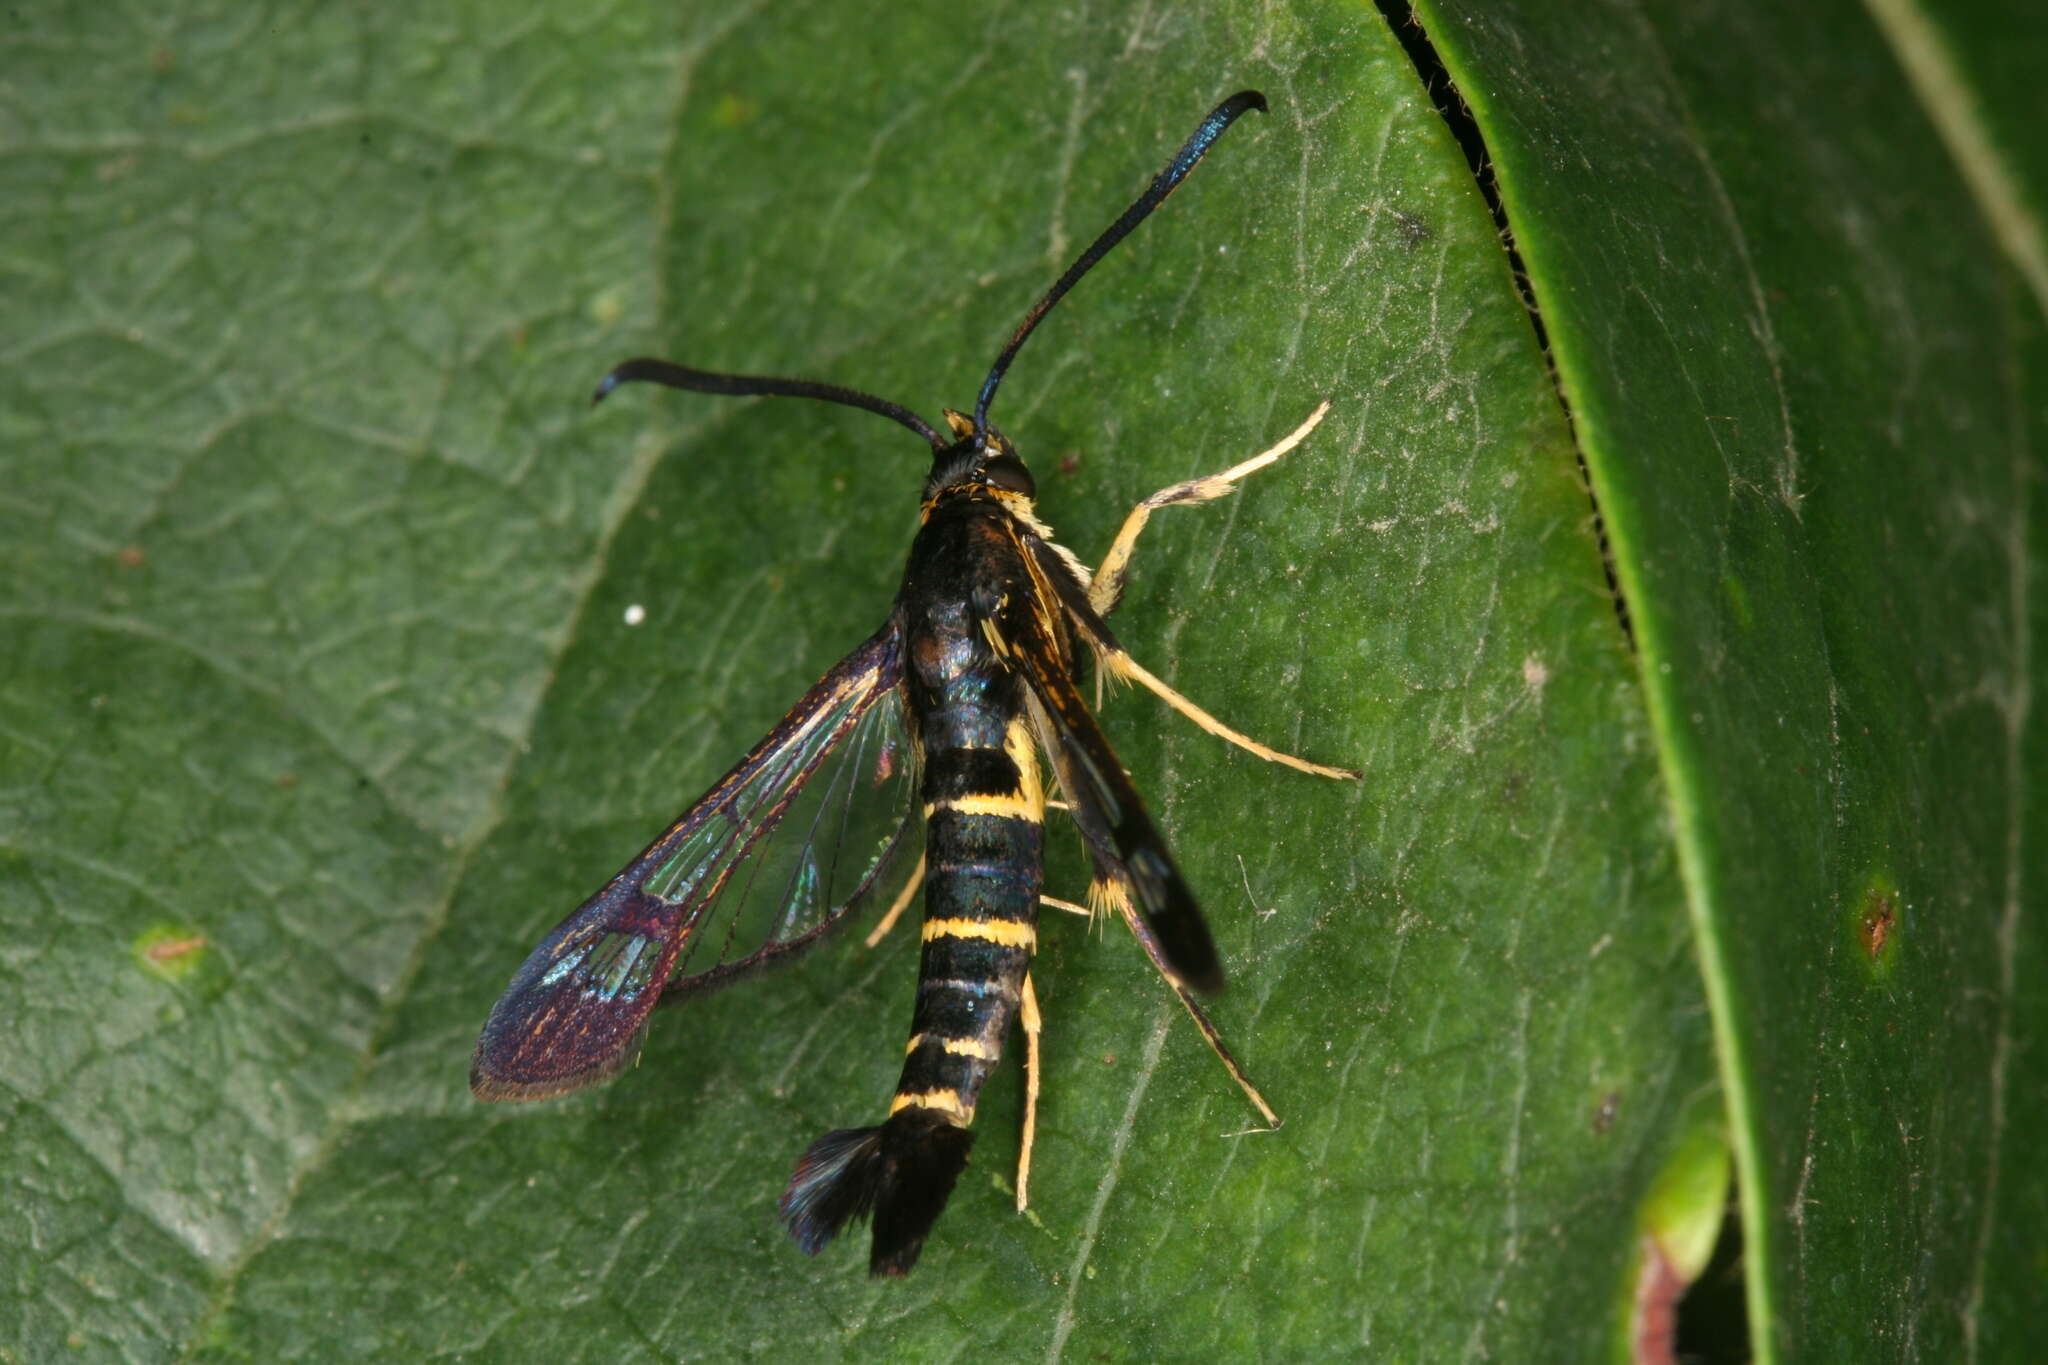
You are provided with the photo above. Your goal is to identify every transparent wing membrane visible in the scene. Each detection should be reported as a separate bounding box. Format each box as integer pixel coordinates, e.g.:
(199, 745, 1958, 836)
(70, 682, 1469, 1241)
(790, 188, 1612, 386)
(662, 665, 913, 993)
(472, 625, 914, 1100)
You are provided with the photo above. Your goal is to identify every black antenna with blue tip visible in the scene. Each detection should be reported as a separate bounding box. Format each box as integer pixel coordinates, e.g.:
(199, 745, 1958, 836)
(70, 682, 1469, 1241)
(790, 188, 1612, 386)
(971, 90, 1267, 448)
(591, 91, 1266, 462)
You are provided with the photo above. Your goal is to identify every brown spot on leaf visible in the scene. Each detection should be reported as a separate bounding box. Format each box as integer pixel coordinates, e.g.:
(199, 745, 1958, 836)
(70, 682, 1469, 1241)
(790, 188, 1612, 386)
(144, 934, 207, 964)
(1859, 893, 1895, 960)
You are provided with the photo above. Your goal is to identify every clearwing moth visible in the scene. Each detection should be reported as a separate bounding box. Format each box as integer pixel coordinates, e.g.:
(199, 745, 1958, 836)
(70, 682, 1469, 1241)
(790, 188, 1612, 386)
(472, 90, 1356, 1276)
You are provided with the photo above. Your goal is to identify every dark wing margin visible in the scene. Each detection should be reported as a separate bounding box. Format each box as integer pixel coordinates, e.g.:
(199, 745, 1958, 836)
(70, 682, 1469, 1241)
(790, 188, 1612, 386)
(471, 622, 914, 1101)
(996, 569, 1224, 995)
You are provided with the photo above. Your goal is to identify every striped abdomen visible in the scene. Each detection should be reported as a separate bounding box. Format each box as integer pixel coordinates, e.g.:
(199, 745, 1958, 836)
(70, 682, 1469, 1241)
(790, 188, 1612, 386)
(780, 640, 1047, 1276)
(894, 698, 1044, 1124)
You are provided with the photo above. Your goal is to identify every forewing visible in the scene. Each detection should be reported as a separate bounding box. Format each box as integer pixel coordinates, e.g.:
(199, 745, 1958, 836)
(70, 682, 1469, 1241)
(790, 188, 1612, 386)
(471, 623, 914, 1100)
(996, 568, 1224, 995)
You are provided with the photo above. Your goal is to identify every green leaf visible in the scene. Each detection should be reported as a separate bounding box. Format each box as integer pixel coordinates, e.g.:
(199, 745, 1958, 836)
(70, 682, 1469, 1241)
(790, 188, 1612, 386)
(1, 2, 2035, 1361)
(1408, 2, 2048, 1359)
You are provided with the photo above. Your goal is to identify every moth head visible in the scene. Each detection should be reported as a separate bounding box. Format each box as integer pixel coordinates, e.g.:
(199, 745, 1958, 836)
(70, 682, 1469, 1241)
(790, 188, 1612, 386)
(926, 408, 1036, 501)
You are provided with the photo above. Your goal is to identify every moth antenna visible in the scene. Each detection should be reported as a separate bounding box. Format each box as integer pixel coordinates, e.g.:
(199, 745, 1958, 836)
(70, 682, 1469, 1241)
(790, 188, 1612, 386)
(595, 357, 946, 453)
(971, 90, 1267, 447)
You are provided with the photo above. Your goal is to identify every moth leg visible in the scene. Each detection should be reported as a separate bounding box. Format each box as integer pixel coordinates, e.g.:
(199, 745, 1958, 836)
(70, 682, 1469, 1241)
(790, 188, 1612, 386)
(1093, 872, 1280, 1128)
(862, 853, 925, 949)
(1059, 401, 1352, 778)
(1098, 647, 1358, 780)
(1039, 893, 1093, 919)
(1017, 971, 1044, 1212)
(1089, 402, 1330, 617)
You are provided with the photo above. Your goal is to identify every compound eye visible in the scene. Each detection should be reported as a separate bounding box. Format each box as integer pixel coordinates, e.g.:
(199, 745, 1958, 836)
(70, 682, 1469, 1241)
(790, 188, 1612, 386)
(981, 454, 1036, 498)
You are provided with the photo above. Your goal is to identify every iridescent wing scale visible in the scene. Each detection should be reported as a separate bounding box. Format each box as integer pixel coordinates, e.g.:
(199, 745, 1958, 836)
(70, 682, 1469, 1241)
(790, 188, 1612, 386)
(471, 623, 913, 1101)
